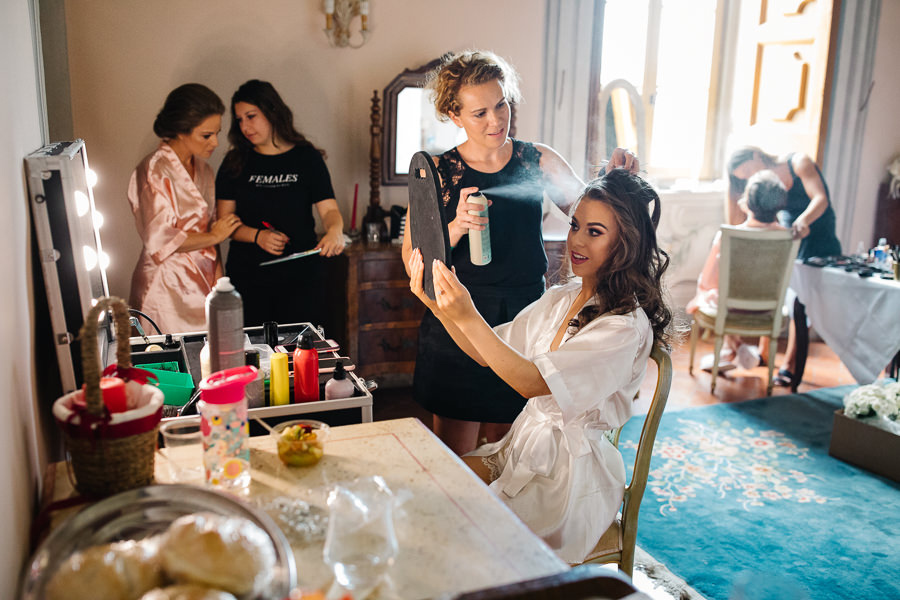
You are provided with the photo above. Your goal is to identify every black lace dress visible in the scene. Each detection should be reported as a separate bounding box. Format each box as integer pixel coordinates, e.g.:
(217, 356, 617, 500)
(414, 140, 551, 422)
(783, 153, 842, 259)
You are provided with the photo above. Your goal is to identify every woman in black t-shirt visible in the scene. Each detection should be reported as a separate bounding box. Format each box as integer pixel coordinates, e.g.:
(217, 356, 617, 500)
(216, 80, 345, 329)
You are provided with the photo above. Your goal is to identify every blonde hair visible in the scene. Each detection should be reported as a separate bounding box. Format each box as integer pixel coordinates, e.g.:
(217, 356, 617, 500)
(425, 50, 522, 121)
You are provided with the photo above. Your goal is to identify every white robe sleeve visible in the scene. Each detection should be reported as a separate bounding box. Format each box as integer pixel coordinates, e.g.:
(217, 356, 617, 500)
(493, 291, 552, 353)
(532, 313, 647, 428)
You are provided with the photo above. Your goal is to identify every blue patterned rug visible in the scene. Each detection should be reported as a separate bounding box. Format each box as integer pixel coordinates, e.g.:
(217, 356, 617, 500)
(619, 386, 900, 600)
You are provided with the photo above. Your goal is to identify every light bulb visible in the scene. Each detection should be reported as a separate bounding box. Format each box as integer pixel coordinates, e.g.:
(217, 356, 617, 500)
(99, 251, 110, 270)
(93, 210, 104, 229)
(75, 190, 89, 217)
(86, 168, 98, 188)
(83, 245, 97, 271)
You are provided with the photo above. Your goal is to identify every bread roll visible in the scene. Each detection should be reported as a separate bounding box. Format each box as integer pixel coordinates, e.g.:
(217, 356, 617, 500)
(160, 512, 276, 596)
(139, 584, 238, 600)
(45, 539, 163, 600)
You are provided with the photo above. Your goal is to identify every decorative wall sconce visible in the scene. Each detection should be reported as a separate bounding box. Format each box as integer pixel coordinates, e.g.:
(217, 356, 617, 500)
(324, 0, 370, 48)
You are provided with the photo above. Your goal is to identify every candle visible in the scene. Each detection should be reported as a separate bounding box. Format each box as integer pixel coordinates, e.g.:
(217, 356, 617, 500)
(79, 376, 128, 413)
(100, 377, 128, 412)
(351, 183, 358, 230)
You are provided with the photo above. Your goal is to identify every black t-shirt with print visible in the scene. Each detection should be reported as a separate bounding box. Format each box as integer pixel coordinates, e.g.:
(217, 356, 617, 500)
(216, 144, 334, 277)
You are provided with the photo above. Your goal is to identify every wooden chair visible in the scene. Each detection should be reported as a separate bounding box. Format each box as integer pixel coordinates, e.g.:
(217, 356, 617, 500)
(574, 344, 672, 577)
(688, 226, 799, 395)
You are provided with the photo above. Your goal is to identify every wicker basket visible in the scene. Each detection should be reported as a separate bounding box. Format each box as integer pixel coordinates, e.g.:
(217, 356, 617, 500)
(52, 297, 163, 498)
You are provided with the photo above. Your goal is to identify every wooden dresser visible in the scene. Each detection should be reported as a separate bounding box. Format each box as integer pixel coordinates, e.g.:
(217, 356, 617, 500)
(344, 241, 425, 380)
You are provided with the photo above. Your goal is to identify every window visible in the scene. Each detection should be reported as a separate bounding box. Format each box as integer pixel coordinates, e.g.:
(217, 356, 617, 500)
(595, 0, 838, 187)
(598, 0, 728, 184)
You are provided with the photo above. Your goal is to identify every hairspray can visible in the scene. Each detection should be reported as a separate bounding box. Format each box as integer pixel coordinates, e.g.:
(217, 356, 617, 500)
(468, 192, 491, 266)
(206, 277, 244, 374)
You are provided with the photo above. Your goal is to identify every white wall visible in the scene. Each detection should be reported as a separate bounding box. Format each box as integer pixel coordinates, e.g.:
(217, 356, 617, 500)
(63, 0, 548, 301)
(849, 0, 900, 249)
(0, 0, 46, 596)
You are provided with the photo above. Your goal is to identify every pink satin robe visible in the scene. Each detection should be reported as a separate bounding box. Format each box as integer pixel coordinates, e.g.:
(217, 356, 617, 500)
(128, 143, 218, 333)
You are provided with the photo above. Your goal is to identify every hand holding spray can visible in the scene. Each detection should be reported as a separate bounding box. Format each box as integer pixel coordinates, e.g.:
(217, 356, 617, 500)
(467, 192, 491, 266)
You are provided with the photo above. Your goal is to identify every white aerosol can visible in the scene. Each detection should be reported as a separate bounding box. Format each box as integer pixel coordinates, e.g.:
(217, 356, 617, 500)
(468, 192, 491, 266)
(206, 277, 245, 374)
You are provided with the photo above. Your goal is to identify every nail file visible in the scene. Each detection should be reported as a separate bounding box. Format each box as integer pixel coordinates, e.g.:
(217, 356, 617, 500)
(259, 248, 321, 266)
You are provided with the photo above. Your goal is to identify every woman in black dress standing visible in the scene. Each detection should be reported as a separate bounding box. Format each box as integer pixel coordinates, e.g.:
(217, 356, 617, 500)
(725, 146, 842, 385)
(402, 50, 638, 454)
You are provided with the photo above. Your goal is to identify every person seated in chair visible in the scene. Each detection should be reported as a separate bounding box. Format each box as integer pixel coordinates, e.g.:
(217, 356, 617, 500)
(687, 170, 788, 372)
(407, 170, 672, 563)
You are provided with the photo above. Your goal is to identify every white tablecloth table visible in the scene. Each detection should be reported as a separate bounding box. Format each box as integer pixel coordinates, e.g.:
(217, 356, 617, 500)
(790, 261, 900, 384)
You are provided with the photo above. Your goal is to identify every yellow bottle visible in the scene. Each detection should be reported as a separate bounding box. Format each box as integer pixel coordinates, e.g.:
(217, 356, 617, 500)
(270, 352, 290, 406)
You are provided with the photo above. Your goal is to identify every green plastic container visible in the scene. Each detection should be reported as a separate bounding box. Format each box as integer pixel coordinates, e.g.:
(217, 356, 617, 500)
(141, 361, 181, 373)
(143, 367, 195, 406)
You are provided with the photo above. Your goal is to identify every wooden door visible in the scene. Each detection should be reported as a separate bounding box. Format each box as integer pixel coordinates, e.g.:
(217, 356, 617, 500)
(730, 0, 841, 162)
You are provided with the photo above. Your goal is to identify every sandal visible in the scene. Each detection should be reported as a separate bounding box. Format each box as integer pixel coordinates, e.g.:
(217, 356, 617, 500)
(773, 368, 793, 387)
(700, 353, 737, 373)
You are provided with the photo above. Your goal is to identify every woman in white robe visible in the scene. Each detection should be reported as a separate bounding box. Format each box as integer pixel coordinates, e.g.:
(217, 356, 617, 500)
(407, 169, 672, 563)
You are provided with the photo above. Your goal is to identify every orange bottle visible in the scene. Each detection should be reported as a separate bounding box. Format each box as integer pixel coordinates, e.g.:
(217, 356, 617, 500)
(293, 333, 319, 402)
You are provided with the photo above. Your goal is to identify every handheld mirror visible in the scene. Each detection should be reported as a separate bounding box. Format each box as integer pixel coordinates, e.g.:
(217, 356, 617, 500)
(408, 151, 451, 300)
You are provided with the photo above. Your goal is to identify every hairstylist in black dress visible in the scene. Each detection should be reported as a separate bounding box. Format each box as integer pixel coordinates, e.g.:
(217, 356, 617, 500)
(216, 80, 345, 331)
(402, 50, 638, 455)
(725, 146, 842, 386)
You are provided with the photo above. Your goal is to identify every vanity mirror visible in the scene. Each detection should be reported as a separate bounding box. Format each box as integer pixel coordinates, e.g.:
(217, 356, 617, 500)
(380, 58, 516, 186)
(26, 140, 111, 392)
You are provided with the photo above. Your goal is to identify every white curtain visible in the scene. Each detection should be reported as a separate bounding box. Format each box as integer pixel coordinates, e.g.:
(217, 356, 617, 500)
(540, 0, 605, 181)
(821, 0, 882, 249)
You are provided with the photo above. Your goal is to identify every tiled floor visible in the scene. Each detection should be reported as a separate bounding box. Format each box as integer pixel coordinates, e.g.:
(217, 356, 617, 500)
(371, 336, 858, 426)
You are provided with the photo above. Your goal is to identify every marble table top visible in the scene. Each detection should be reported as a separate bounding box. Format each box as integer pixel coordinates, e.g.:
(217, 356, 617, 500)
(43, 417, 568, 599)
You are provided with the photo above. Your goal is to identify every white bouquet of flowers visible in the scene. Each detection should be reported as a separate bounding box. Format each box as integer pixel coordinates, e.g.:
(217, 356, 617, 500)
(843, 381, 900, 420)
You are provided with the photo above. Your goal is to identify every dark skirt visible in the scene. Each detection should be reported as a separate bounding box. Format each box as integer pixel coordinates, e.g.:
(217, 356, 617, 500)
(413, 283, 544, 423)
(227, 254, 340, 337)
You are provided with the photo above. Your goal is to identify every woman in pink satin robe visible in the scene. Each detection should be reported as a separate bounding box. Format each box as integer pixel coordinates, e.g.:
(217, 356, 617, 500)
(129, 83, 241, 333)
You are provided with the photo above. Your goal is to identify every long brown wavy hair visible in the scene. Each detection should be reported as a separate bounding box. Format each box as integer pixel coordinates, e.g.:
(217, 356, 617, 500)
(220, 79, 324, 177)
(565, 170, 672, 348)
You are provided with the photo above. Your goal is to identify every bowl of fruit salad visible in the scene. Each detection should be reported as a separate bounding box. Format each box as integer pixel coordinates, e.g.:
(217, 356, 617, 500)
(272, 420, 329, 467)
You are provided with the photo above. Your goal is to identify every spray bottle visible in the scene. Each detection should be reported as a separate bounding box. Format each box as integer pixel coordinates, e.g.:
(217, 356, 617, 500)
(206, 277, 244, 373)
(325, 360, 355, 400)
(467, 191, 491, 266)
